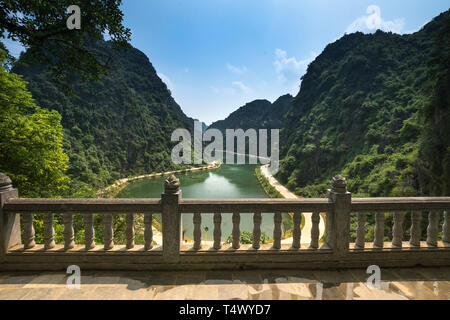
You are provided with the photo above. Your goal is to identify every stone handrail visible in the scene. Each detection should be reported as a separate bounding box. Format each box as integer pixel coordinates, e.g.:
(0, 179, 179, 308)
(0, 172, 449, 271)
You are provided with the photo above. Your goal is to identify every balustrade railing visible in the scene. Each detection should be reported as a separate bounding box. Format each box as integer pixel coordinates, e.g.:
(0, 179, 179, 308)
(0, 172, 449, 271)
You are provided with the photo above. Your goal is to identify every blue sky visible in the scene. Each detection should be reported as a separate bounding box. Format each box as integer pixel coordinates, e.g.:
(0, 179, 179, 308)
(4, 1, 450, 124)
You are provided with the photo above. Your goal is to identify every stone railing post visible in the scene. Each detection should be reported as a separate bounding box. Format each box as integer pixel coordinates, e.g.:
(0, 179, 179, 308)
(161, 175, 182, 263)
(0, 173, 21, 257)
(325, 175, 351, 256)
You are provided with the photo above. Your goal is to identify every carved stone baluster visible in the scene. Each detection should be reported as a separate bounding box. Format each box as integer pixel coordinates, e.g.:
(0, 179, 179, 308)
(63, 213, 75, 250)
(144, 213, 153, 250)
(213, 212, 222, 250)
(292, 211, 301, 249)
(373, 212, 385, 248)
(22, 213, 35, 249)
(252, 211, 262, 249)
(84, 214, 95, 250)
(232, 212, 240, 249)
(43, 213, 55, 250)
(310, 212, 320, 250)
(126, 213, 135, 249)
(104, 213, 114, 250)
(193, 212, 202, 250)
(273, 211, 282, 249)
(443, 210, 449, 244)
(392, 212, 405, 248)
(410, 211, 422, 247)
(426, 211, 439, 247)
(355, 213, 366, 249)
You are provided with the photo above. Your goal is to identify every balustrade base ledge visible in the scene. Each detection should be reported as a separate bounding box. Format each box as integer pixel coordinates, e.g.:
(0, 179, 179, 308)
(1, 242, 449, 272)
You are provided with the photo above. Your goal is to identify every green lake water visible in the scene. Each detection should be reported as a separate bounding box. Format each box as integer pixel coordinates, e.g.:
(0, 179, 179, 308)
(117, 164, 276, 241)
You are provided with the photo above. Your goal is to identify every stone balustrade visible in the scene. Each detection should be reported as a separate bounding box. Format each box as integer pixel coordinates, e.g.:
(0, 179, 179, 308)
(0, 172, 449, 271)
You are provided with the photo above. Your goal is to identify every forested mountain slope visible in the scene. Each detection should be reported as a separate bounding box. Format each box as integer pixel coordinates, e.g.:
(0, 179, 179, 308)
(210, 94, 292, 131)
(276, 10, 450, 197)
(13, 39, 194, 189)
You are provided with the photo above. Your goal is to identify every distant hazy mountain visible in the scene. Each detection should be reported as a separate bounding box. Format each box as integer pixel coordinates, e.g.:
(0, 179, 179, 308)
(209, 94, 293, 132)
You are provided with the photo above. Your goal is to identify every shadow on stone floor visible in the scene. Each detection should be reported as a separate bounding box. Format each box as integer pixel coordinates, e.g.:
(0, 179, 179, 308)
(1, 266, 449, 287)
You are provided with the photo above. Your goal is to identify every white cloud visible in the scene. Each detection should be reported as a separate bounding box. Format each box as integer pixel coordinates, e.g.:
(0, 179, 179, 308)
(274, 48, 317, 83)
(210, 81, 252, 97)
(157, 73, 174, 92)
(346, 5, 405, 34)
(226, 63, 247, 74)
(232, 81, 252, 94)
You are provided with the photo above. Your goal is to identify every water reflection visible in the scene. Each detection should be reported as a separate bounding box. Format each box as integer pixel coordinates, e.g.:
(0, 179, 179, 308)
(117, 164, 275, 240)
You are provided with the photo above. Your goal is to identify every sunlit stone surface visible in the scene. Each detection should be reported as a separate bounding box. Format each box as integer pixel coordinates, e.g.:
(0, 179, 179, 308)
(0, 267, 448, 300)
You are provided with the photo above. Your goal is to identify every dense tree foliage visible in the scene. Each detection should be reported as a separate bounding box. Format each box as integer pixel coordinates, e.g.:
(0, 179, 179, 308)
(417, 13, 450, 196)
(0, 0, 131, 88)
(12, 39, 195, 191)
(276, 10, 450, 198)
(0, 50, 69, 197)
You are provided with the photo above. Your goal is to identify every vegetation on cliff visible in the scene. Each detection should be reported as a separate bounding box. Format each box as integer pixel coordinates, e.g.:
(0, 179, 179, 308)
(276, 10, 450, 199)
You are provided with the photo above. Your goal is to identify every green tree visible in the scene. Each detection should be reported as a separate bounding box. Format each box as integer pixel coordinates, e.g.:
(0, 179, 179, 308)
(0, 50, 69, 197)
(0, 0, 131, 88)
(225, 231, 269, 245)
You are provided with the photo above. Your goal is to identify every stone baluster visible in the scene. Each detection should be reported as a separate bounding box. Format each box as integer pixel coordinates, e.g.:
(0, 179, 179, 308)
(273, 211, 282, 249)
(410, 212, 422, 247)
(324, 175, 351, 255)
(292, 211, 301, 249)
(292, 212, 302, 249)
(144, 213, 153, 250)
(443, 210, 449, 244)
(426, 211, 439, 247)
(63, 213, 75, 250)
(232, 212, 240, 249)
(84, 214, 95, 250)
(126, 213, 135, 249)
(22, 214, 35, 249)
(162, 175, 182, 262)
(373, 212, 385, 248)
(44, 213, 55, 250)
(104, 213, 114, 250)
(213, 212, 222, 250)
(355, 213, 366, 249)
(252, 211, 262, 249)
(193, 212, 202, 250)
(309, 211, 320, 250)
(392, 212, 405, 248)
(0, 173, 21, 254)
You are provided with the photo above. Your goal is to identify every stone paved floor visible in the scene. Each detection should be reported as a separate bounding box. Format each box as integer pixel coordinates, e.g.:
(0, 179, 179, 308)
(0, 267, 449, 300)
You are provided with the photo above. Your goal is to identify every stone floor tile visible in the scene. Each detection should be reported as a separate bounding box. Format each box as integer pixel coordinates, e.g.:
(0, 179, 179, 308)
(184, 284, 219, 300)
(154, 285, 189, 300)
(20, 288, 66, 300)
(56, 285, 101, 300)
(0, 288, 35, 300)
(0, 274, 38, 289)
(24, 273, 67, 288)
(273, 282, 315, 300)
(217, 284, 249, 300)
